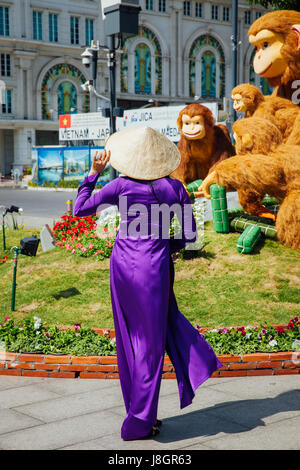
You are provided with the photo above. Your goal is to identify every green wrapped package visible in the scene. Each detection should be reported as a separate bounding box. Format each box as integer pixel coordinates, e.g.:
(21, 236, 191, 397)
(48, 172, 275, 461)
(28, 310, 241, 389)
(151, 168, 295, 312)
(230, 216, 277, 239)
(237, 225, 261, 254)
(210, 184, 229, 233)
(186, 179, 203, 201)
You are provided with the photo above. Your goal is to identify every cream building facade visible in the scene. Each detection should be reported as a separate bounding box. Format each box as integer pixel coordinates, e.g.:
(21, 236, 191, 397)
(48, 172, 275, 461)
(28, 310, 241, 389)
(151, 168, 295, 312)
(0, 0, 268, 177)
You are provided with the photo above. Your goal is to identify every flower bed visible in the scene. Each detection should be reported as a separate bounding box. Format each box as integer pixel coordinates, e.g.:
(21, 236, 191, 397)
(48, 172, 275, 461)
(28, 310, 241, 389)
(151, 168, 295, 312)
(0, 316, 299, 379)
(52, 213, 118, 260)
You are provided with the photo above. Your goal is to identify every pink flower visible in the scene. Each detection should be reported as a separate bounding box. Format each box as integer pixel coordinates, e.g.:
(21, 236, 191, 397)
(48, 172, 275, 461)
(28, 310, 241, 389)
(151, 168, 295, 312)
(106, 241, 112, 247)
(81, 247, 87, 252)
(88, 244, 94, 249)
(76, 243, 82, 249)
(103, 227, 108, 233)
(74, 323, 81, 331)
(4, 316, 10, 322)
(108, 232, 114, 238)
(71, 249, 76, 254)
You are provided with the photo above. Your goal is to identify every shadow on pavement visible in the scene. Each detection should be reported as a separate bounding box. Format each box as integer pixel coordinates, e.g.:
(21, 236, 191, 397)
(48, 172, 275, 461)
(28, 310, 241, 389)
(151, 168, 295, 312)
(156, 390, 300, 443)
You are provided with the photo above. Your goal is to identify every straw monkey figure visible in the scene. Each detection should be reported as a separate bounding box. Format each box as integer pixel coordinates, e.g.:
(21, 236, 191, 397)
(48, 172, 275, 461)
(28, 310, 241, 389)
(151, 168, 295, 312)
(231, 83, 300, 144)
(248, 10, 300, 101)
(170, 104, 235, 192)
(200, 117, 300, 249)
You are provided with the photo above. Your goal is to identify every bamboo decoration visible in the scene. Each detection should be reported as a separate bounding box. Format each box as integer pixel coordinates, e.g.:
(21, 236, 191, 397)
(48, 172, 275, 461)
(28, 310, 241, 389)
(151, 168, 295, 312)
(237, 225, 262, 254)
(230, 216, 277, 239)
(186, 179, 203, 202)
(210, 184, 229, 233)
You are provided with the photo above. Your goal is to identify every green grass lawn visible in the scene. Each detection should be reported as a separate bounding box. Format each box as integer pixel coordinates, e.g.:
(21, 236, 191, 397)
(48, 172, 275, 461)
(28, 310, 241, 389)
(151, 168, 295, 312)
(1, 223, 299, 330)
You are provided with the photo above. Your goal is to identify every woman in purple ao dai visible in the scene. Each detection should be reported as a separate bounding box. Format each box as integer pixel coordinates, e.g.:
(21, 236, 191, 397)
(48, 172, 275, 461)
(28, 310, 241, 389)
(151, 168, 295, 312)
(74, 127, 222, 441)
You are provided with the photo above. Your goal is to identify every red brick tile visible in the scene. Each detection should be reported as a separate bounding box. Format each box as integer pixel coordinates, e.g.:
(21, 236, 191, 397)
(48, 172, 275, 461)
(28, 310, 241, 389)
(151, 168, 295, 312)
(49, 372, 75, 378)
(99, 356, 117, 364)
(210, 371, 220, 378)
(242, 353, 269, 362)
(44, 355, 71, 364)
(164, 357, 172, 365)
(219, 370, 247, 377)
(34, 364, 60, 371)
(106, 373, 120, 379)
(60, 365, 87, 371)
(229, 362, 256, 370)
(23, 370, 48, 377)
(17, 354, 44, 363)
(269, 352, 294, 361)
(72, 356, 100, 364)
(247, 369, 273, 376)
(274, 368, 299, 375)
(0, 369, 22, 376)
(217, 354, 241, 363)
(80, 372, 106, 379)
(87, 365, 115, 372)
(7, 362, 32, 370)
(0, 352, 18, 361)
(163, 373, 177, 379)
(283, 361, 300, 369)
(257, 361, 282, 369)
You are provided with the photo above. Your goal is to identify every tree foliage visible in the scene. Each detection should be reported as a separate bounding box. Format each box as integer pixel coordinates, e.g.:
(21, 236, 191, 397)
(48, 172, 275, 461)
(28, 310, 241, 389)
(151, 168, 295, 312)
(245, 0, 300, 11)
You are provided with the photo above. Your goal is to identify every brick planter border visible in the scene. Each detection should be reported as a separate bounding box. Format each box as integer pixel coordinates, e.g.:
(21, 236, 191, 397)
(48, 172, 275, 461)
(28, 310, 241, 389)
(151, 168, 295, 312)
(0, 351, 299, 379)
(1, 325, 299, 379)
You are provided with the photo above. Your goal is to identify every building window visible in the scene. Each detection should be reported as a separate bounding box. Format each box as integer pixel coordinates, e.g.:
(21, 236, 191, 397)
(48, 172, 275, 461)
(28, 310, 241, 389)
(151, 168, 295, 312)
(255, 11, 262, 19)
(0, 6, 9, 36)
(57, 82, 77, 115)
(189, 34, 225, 99)
(245, 10, 251, 25)
(85, 19, 94, 45)
(70, 16, 80, 45)
(145, 0, 153, 11)
(195, 2, 202, 18)
(211, 5, 219, 20)
(135, 43, 151, 94)
(33, 11, 43, 40)
(1, 54, 11, 76)
(223, 7, 230, 22)
(183, 1, 191, 16)
(49, 13, 58, 42)
(2, 89, 12, 114)
(158, 0, 166, 12)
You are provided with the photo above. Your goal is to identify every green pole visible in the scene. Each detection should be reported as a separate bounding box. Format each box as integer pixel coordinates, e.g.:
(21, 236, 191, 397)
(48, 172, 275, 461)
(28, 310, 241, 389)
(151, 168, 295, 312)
(2, 213, 6, 251)
(11, 247, 20, 312)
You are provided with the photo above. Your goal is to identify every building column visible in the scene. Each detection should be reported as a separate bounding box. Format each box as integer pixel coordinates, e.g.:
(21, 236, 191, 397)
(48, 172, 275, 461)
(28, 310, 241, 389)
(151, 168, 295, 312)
(169, 6, 177, 97)
(13, 128, 35, 174)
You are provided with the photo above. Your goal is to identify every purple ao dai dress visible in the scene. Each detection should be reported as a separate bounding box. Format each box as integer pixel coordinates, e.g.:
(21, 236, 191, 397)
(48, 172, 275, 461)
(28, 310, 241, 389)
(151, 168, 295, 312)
(74, 173, 222, 440)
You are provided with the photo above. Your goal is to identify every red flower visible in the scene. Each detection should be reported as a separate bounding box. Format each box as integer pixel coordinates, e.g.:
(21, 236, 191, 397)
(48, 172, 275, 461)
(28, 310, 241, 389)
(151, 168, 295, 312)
(276, 326, 285, 336)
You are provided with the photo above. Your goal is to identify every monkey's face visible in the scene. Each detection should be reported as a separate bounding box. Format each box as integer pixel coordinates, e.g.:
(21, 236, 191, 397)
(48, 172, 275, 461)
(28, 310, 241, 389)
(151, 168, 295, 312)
(232, 94, 247, 113)
(181, 114, 206, 140)
(249, 29, 287, 78)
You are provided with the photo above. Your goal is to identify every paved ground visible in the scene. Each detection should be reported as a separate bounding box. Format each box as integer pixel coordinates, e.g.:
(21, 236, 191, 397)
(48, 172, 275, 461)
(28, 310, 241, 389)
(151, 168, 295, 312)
(0, 374, 299, 450)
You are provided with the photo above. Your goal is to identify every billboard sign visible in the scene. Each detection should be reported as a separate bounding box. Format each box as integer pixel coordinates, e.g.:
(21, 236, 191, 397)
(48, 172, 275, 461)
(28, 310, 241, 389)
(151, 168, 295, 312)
(59, 103, 219, 143)
(59, 113, 110, 141)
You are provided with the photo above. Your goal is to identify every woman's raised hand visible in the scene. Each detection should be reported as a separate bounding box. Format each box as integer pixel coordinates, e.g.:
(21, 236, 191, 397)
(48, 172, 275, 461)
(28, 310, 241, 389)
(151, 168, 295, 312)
(89, 149, 111, 176)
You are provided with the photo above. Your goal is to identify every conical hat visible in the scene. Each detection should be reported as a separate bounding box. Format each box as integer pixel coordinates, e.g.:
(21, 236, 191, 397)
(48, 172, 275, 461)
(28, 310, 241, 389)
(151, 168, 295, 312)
(105, 126, 181, 180)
